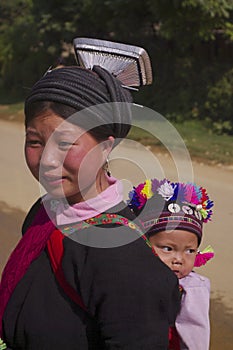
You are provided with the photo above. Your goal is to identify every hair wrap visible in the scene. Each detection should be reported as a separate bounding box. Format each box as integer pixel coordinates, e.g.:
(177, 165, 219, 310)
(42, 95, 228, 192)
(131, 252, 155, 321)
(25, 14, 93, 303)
(24, 66, 133, 142)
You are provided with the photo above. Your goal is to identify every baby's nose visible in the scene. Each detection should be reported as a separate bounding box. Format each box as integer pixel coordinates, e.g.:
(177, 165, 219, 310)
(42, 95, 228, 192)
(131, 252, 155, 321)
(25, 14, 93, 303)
(172, 252, 184, 264)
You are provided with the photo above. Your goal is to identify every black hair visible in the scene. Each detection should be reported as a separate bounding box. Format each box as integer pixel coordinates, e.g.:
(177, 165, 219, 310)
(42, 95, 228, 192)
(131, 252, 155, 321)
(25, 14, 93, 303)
(24, 66, 133, 145)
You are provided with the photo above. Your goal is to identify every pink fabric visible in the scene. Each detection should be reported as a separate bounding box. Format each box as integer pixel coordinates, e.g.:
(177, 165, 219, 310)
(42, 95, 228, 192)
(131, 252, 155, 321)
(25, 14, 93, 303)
(176, 271, 210, 350)
(50, 176, 123, 226)
(0, 205, 55, 337)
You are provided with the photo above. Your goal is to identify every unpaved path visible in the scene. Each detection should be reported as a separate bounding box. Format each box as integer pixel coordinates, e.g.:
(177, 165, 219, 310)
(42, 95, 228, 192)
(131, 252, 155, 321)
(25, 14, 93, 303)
(0, 120, 232, 349)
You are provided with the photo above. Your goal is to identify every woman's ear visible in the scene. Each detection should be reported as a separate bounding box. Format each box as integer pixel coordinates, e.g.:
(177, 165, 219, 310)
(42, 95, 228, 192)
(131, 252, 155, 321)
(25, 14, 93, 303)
(101, 136, 115, 157)
(101, 137, 115, 177)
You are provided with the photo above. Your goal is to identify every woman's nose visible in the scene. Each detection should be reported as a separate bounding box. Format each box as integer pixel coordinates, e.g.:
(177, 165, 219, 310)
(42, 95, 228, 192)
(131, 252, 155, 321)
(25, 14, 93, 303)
(40, 141, 61, 168)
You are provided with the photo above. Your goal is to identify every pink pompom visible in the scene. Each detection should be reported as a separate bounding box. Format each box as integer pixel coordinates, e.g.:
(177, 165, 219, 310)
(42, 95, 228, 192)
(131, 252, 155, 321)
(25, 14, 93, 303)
(194, 252, 214, 267)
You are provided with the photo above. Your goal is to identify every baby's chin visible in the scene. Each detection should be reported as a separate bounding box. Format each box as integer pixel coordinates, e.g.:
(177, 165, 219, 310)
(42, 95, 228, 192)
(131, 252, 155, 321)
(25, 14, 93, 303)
(172, 270, 188, 279)
(174, 271, 183, 279)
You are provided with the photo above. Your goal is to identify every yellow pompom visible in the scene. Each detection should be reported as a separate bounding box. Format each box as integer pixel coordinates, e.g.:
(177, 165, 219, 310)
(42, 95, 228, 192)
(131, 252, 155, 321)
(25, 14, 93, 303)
(141, 179, 153, 199)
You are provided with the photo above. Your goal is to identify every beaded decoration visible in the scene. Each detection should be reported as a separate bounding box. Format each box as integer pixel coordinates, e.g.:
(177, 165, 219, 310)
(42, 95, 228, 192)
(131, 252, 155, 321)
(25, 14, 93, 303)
(128, 178, 214, 223)
(128, 178, 214, 267)
(60, 213, 153, 250)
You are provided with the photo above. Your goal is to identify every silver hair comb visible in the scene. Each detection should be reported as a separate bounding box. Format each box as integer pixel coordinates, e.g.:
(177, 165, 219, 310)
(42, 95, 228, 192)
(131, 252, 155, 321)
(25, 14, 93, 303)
(73, 37, 153, 87)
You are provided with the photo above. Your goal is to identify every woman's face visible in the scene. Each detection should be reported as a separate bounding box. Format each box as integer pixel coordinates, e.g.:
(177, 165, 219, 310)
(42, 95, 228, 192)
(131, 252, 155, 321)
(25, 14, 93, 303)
(149, 230, 198, 279)
(25, 111, 113, 204)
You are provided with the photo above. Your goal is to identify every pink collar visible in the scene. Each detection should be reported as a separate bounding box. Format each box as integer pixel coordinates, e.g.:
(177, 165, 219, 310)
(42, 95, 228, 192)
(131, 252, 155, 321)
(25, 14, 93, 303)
(44, 176, 123, 226)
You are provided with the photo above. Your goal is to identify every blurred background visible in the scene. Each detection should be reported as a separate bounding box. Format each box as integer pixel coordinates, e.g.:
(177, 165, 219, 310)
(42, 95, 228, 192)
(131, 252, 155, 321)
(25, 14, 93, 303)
(0, 0, 233, 138)
(0, 1, 233, 349)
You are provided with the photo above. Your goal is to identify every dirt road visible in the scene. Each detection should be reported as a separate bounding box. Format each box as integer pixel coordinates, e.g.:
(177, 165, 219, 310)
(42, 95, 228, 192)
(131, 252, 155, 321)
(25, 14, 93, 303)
(0, 120, 232, 349)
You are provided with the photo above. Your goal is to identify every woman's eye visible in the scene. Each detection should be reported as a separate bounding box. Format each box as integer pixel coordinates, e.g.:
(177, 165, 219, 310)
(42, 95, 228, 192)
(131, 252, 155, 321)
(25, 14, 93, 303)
(26, 139, 42, 147)
(58, 141, 73, 149)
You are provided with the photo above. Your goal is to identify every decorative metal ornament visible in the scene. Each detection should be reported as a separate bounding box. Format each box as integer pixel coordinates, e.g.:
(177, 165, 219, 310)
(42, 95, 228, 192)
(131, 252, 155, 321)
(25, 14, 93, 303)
(73, 37, 153, 87)
(182, 205, 193, 215)
(196, 204, 203, 211)
(50, 199, 60, 213)
(195, 210, 202, 220)
(168, 203, 181, 213)
(103, 158, 111, 177)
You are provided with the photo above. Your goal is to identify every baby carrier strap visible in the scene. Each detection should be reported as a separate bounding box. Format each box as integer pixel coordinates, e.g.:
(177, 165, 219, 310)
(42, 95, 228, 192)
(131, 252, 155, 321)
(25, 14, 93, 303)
(47, 229, 88, 312)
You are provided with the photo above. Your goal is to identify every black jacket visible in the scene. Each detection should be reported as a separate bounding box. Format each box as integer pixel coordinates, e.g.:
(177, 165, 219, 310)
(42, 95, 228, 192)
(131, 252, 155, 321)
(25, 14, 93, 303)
(3, 200, 180, 349)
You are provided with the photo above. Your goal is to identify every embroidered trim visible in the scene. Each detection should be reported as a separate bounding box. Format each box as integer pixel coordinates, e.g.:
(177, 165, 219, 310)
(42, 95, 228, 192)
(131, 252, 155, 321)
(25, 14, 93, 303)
(60, 213, 152, 248)
(142, 216, 202, 230)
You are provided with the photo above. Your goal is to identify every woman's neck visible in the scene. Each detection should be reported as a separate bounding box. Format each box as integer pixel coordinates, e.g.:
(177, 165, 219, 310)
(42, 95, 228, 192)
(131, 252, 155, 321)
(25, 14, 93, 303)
(67, 170, 110, 205)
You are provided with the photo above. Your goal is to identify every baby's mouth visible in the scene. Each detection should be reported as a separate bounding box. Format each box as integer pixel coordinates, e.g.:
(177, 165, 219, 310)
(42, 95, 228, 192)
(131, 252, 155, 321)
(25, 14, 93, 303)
(172, 269, 182, 277)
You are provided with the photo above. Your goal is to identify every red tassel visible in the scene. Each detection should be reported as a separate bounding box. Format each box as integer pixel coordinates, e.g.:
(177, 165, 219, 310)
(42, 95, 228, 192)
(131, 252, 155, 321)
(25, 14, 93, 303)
(194, 252, 214, 267)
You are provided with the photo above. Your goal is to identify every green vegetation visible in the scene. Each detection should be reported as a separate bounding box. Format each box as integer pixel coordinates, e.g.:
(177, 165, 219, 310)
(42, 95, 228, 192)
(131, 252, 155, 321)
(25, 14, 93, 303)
(0, 0, 232, 165)
(0, 105, 232, 166)
(172, 121, 233, 166)
(128, 120, 233, 166)
(0, 103, 24, 123)
(0, 0, 232, 134)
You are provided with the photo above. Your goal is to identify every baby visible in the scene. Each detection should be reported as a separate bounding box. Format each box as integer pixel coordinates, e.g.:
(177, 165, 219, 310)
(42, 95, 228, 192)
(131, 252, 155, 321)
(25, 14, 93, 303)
(128, 178, 214, 350)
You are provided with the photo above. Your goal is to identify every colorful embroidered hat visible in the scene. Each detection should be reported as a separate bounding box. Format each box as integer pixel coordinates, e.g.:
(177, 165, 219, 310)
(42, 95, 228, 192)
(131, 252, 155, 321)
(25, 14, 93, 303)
(128, 178, 214, 244)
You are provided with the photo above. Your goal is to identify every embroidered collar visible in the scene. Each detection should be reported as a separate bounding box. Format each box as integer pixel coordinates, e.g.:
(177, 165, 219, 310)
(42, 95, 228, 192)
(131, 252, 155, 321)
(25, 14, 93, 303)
(43, 176, 124, 226)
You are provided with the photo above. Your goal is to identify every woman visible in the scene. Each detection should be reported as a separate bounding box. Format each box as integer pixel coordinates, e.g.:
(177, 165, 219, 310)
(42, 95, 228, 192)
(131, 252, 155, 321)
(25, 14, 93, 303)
(0, 39, 180, 349)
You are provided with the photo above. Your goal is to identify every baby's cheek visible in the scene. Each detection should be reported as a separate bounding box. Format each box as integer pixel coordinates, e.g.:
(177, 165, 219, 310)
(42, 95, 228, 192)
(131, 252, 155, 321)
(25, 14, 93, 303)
(183, 265, 194, 277)
(156, 251, 171, 267)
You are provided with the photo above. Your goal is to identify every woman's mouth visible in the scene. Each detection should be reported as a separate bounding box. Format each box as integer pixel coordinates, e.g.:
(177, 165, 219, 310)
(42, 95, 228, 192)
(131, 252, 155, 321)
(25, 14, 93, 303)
(42, 175, 66, 186)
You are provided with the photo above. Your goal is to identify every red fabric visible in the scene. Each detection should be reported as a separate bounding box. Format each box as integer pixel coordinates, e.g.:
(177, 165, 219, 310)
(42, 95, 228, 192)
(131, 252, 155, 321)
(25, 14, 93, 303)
(47, 229, 87, 311)
(0, 205, 55, 337)
(169, 326, 180, 350)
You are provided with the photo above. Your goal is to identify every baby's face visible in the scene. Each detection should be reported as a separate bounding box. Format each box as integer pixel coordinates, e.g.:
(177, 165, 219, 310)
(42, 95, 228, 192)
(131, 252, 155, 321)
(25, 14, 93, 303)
(149, 230, 198, 279)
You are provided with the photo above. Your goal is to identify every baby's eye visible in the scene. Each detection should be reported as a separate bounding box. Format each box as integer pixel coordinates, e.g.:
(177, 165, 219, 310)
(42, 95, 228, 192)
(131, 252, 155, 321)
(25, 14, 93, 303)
(186, 248, 196, 254)
(162, 246, 172, 252)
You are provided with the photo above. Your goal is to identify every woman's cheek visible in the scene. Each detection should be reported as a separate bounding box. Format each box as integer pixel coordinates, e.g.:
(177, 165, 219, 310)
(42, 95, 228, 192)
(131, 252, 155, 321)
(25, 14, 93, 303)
(63, 149, 84, 170)
(64, 147, 102, 173)
(25, 148, 41, 179)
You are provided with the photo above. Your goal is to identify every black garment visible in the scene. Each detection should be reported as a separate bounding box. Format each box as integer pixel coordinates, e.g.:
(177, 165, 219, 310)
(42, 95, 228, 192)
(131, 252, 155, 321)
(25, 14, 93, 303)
(3, 201, 180, 349)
